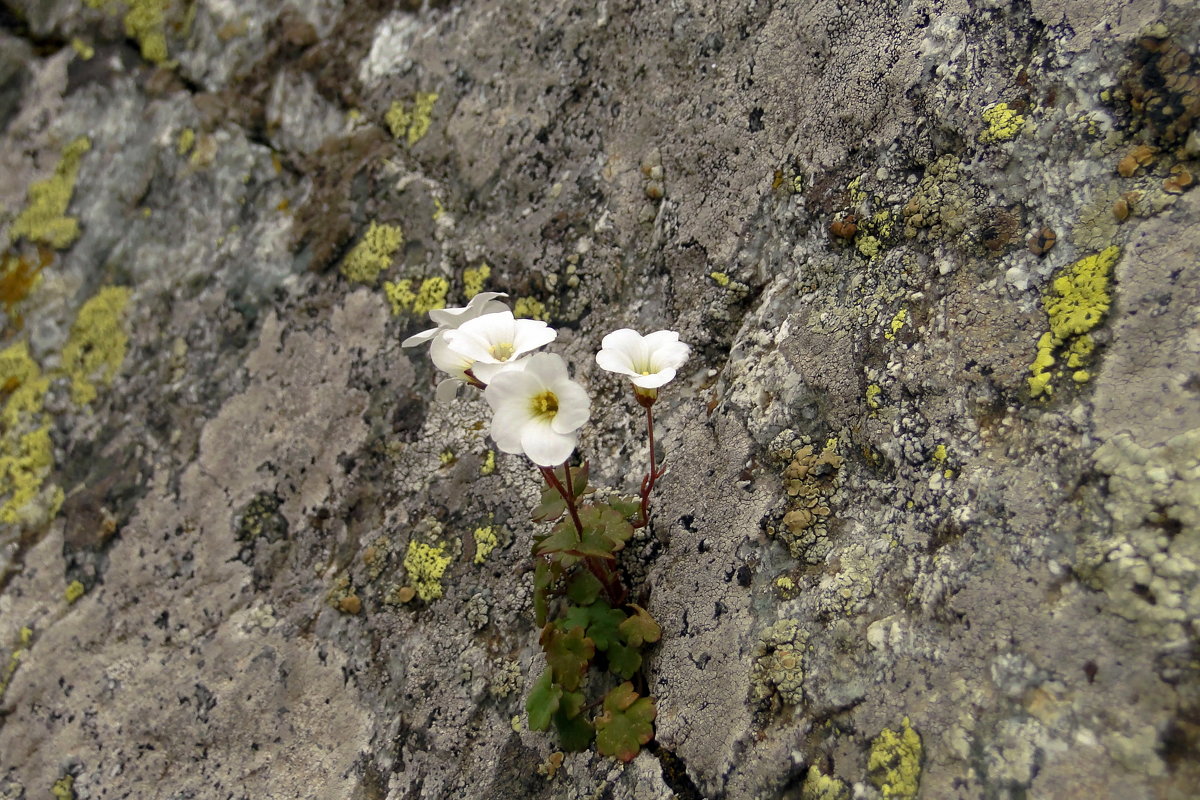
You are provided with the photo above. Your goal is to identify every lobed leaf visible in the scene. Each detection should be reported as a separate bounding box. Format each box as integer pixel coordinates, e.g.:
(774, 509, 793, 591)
(554, 704, 594, 751)
(561, 600, 627, 651)
(618, 603, 662, 648)
(540, 623, 595, 692)
(566, 571, 603, 605)
(606, 642, 642, 679)
(526, 669, 562, 731)
(532, 485, 567, 523)
(594, 682, 657, 762)
(609, 496, 641, 520)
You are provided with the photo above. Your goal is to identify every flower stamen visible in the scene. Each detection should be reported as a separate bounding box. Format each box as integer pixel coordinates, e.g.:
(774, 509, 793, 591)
(530, 390, 559, 419)
(490, 342, 516, 361)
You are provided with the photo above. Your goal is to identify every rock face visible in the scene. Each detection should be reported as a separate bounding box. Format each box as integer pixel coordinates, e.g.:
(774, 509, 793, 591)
(0, 0, 1198, 797)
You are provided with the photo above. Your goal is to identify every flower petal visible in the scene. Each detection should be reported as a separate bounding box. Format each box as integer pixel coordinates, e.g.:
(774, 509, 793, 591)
(435, 379, 460, 404)
(549, 380, 591, 434)
(595, 347, 639, 377)
(521, 419, 577, 467)
(401, 327, 441, 347)
(632, 367, 676, 389)
(431, 335, 473, 379)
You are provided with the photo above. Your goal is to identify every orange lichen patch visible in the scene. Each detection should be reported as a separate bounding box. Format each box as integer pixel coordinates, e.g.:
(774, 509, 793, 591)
(1163, 165, 1194, 194)
(0, 246, 52, 310)
(1116, 144, 1156, 177)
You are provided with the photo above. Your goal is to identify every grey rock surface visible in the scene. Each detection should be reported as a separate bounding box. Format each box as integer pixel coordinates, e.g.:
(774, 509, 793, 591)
(0, 0, 1197, 798)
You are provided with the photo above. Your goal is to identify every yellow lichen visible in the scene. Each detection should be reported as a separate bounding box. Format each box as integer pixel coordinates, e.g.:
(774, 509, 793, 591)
(856, 234, 881, 260)
(463, 263, 491, 297)
(0, 342, 61, 526)
(800, 766, 850, 800)
(865, 383, 883, 410)
(1028, 247, 1119, 397)
(340, 221, 403, 285)
(868, 717, 923, 799)
(10, 137, 91, 249)
(386, 93, 439, 146)
(709, 271, 731, 287)
(71, 38, 95, 59)
(51, 775, 74, 800)
(86, 0, 170, 64)
(513, 296, 549, 321)
(64, 580, 86, 604)
(403, 541, 452, 601)
(383, 279, 415, 316)
(413, 277, 450, 314)
(480, 449, 496, 475)
(885, 307, 907, 341)
(979, 102, 1026, 143)
(473, 526, 498, 565)
(931, 444, 948, 463)
(177, 127, 195, 156)
(61, 286, 133, 405)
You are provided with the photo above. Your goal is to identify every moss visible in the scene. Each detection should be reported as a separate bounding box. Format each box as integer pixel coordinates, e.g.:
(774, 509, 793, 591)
(413, 277, 450, 314)
(513, 296, 549, 321)
(463, 263, 491, 298)
(885, 307, 907, 341)
(386, 93, 439, 146)
(979, 102, 1026, 143)
(61, 286, 133, 405)
(1027, 246, 1119, 397)
(383, 279, 415, 316)
(340, 221, 403, 285)
(10, 137, 91, 249)
(177, 127, 195, 156)
(868, 717, 923, 799)
(800, 766, 849, 800)
(865, 383, 883, 410)
(473, 525, 498, 565)
(403, 540, 452, 601)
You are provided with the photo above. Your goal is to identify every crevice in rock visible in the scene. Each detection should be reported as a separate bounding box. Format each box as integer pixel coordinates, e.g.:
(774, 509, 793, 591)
(648, 740, 707, 800)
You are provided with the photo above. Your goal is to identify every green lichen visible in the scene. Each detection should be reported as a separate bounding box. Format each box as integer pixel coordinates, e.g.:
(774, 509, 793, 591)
(513, 296, 549, 321)
(801, 766, 850, 800)
(480, 449, 496, 475)
(340, 221, 403, 285)
(868, 717, 922, 798)
(1028, 246, 1119, 397)
(64, 580, 86, 604)
(856, 234, 882, 260)
(979, 102, 1026, 143)
(10, 136, 91, 249)
(71, 38, 95, 59)
(463, 263, 491, 297)
(386, 93, 439, 146)
(403, 541, 451, 601)
(751, 619, 807, 707)
(61, 286, 133, 405)
(902, 155, 973, 240)
(473, 525, 498, 565)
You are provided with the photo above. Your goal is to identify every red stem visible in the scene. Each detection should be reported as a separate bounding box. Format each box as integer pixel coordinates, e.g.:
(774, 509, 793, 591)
(634, 404, 663, 529)
(539, 463, 625, 606)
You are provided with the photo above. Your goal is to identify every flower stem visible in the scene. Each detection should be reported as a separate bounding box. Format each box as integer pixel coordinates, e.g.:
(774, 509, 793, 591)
(540, 464, 585, 542)
(635, 404, 662, 529)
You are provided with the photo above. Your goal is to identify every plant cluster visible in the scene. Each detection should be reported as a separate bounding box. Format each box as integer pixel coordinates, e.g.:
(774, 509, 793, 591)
(403, 293, 689, 761)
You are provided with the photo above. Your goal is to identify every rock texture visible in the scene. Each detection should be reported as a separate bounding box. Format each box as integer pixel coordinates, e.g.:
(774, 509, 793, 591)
(1, 0, 1198, 798)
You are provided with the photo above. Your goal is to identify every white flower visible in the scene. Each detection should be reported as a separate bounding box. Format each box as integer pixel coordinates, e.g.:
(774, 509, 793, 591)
(400, 291, 509, 347)
(484, 353, 590, 467)
(442, 310, 557, 383)
(595, 329, 690, 389)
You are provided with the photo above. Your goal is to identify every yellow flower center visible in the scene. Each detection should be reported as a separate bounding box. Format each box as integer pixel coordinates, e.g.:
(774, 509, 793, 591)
(530, 390, 558, 418)
(490, 342, 515, 361)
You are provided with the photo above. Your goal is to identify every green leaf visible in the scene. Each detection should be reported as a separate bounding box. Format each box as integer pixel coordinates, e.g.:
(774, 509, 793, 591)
(536, 517, 617, 560)
(569, 461, 590, 497)
(594, 682, 657, 762)
(560, 600, 626, 651)
(533, 559, 560, 626)
(609, 496, 641, 520)
(526, 669, 562, 731)
(540, 623, 595, 692)
(578, 504, 634, 553)
(532, 485, 566, 523)
(566, 571, 603, 605)
(618, 604, 662, 648)
(607, 642, 642, 679)
(554, 705, 594, 751)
